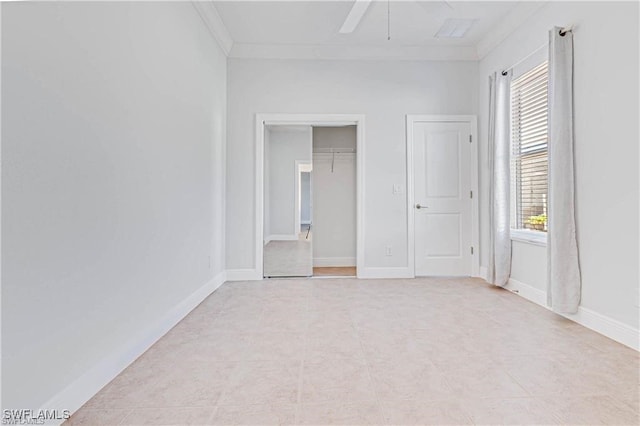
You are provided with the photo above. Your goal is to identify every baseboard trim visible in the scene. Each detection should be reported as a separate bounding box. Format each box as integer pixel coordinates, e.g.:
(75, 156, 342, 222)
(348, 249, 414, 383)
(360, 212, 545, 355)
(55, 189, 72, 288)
(267, 234, 298, 241)
(225, 268, 262, 281)
(504, 277, 546, 306)
(563, 306, 640, 351)
(40, 271, 227, 424)
(357, 267, 413, 279)
(504, 277, 639, 351)
(313, 257, 356, 267)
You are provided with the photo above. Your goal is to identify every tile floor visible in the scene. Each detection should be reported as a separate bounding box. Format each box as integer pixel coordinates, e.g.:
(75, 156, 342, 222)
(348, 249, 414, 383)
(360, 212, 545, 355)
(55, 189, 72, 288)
(264, 233, 312, 278)
(67, 278, 639, 425)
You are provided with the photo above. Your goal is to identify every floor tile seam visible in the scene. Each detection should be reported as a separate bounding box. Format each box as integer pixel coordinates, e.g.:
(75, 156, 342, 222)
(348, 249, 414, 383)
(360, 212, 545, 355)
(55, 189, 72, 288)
(205, 405, 219, 424)
(376, 393, 479, 404)
(625, 401, 640, 416)
(295, 318, 311, 425)
(378, 398, 475, 425)
(116, 406, 218, 424)
(298, 397, 381, 407)
(121, 404, 218, 410)
(513, 389, 616, 398)
(114, 408, 136, 425)
(478, 367, 533, 398)
(209, 363, 247, 410)
(353, 322, 389, 424)
(93, 400, 223, 411)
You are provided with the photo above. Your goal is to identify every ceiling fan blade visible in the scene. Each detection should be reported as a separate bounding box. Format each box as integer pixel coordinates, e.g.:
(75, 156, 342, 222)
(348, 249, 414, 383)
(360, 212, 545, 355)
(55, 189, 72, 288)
(339, 0, 373, 34)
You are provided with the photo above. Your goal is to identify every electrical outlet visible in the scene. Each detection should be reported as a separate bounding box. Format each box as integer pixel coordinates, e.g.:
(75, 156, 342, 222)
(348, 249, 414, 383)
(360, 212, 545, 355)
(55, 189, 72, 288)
(385, 246, 392, 256)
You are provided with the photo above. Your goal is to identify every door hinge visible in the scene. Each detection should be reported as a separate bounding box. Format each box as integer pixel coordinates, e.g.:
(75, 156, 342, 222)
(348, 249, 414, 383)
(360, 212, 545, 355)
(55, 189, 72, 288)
(469, 135, 472, 143)
(470, 190, 473, 199)
(471, 246, 474, 255)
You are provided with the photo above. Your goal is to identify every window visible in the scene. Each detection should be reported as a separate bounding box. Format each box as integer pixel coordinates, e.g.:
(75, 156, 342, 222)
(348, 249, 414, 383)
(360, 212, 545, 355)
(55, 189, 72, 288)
(510, 61, 548, 239)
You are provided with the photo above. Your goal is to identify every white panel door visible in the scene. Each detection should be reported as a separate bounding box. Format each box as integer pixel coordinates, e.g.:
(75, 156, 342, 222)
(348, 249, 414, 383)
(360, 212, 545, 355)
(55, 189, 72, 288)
(413, 121, 472, 276)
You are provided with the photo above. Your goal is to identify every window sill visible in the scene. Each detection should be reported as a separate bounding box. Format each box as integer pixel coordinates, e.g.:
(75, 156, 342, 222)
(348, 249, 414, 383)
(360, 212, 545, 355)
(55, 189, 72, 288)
(511, 229, 547, 247)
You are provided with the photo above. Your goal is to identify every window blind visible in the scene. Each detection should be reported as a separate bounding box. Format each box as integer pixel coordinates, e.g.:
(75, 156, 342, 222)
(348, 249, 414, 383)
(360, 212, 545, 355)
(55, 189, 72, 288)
(511, 61, 549, 232)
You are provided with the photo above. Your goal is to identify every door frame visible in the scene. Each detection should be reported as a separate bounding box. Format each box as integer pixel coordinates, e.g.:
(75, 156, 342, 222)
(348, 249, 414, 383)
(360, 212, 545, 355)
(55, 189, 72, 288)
(294, 161, 313, 236)
(256, 113, 365, 278)
(406, 115, 480, 277)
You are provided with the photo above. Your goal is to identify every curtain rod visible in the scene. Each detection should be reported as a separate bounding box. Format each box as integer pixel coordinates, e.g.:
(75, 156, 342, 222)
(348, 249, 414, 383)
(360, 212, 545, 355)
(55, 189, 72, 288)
(559, 25, 573, 36)
(501, 26, 573, 76)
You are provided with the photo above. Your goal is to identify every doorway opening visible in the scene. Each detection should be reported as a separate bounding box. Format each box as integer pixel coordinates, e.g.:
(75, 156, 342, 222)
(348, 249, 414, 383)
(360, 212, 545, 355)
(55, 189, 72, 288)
(256, 114, 365, 279)
(263, 126, 313, 278)
(311, 126, 357, 277)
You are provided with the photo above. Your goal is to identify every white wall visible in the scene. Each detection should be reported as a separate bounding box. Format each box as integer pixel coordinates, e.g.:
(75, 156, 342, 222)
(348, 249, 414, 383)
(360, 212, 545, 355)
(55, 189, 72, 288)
(1, 1, 227, 411)
(313, 153, 357, 266)
(312, 127, 357, 266)
(267, 127, 312, 238)
(226, 59, 478, 273)
(312, 126, 357, 151)
(478, 1, 639, 329)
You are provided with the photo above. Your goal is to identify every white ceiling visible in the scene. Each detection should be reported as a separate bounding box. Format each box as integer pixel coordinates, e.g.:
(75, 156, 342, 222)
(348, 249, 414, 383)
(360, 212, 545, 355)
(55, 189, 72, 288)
(208, 1, 548, 60)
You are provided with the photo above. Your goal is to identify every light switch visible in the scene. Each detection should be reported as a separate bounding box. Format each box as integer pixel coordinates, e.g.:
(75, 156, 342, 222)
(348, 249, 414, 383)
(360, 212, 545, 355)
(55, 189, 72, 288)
(393, 184, 403, 194)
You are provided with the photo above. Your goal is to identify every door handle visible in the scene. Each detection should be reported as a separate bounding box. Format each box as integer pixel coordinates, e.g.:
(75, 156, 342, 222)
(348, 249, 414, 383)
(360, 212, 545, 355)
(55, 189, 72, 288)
(415, 204, 427, 209)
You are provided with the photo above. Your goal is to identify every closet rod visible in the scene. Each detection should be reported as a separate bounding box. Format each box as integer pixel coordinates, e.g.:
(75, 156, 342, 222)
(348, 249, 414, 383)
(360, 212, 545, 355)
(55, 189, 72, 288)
(313, 148, 356, 153)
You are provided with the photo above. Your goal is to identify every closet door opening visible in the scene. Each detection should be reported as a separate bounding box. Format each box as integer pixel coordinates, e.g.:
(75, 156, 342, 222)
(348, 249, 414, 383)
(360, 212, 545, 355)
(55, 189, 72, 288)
(312, 126, 357, 277)
(263, 125, 313, 278)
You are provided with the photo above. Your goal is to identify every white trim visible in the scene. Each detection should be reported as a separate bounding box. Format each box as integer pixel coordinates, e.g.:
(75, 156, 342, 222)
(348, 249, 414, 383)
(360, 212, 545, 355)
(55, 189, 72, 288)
(40, 272, 227, 424)
(357, 267, 413, 279)
(312, 275, 357, 280)
(229, 43, 479, 61)
(294, 160, 313, 238)
(406, 118, 416, 278)
(511, 228, 547, 247)
(226, 268, 261, 282)
(267, 234, 298, 242)
(406, 115, 480, 278)
(504, 278, 639, 351)
(504, 277, 547, 306)
(190, 1, 233, 56)
(256, 114, 366, 279)
(469, 117, 480, 277)
(475, 1, 549, 59)
(563, 306, 640, 352)
(313, 257, 356, 267)
(0, 4, 3, 411)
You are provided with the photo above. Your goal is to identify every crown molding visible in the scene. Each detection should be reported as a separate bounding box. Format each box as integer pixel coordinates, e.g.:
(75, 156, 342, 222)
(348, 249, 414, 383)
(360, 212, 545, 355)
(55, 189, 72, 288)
(229, 43, 479, 61)
(192, 0, 546, 62)
(191, 1, 233, 56)
(475, 1, 548, 59)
